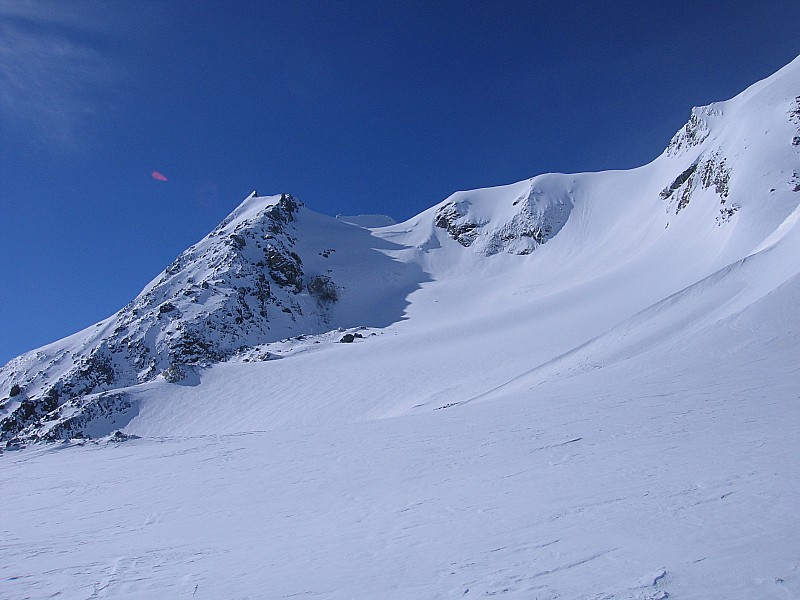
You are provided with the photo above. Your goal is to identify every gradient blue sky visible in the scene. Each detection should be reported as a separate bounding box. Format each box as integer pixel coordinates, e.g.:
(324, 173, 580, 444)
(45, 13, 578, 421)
(1, 0, 799, 364)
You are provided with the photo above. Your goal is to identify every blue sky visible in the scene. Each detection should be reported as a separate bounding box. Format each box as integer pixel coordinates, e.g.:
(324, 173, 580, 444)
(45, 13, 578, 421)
(1, 0, 799, 364)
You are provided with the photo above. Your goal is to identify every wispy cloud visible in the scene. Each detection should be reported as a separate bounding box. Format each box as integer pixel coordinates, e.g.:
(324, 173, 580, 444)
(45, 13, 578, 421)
(0, 0, 123, 31)
(0, 1, 119, 145)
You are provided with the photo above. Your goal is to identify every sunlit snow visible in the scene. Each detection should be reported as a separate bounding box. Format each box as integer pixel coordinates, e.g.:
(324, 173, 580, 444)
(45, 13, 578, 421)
(2, 56, 800, 599)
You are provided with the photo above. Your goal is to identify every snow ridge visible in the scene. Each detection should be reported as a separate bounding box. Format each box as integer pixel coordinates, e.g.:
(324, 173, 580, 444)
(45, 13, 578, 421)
(2, 55, 800, 444)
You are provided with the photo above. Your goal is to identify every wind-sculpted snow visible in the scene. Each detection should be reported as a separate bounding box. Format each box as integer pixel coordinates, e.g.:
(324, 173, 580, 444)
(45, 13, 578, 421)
(432, 179, 573, 255)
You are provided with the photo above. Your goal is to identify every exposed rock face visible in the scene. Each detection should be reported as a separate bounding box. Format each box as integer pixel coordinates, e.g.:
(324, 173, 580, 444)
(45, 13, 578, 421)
(434, 182, 572, 256)
(660, 149, 733, 217)
(434, 203, 483, 247)
(791, 172, 800, 193)
(0, 193, 343, 442)
(665, 105, 721, 157)
(38, 392, 137, 442)
(308, 275, 338, 302)
(790, 96, 800, 127)
(790, 97, 800, 147)
(266, 246, 304, 292)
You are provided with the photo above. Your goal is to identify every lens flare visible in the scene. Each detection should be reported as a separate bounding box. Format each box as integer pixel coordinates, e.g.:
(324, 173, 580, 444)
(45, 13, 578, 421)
(151, 171, 168, 181)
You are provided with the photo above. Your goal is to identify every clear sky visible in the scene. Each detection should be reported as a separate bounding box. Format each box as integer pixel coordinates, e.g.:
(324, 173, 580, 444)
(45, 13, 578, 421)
(1, 0, 799, 365)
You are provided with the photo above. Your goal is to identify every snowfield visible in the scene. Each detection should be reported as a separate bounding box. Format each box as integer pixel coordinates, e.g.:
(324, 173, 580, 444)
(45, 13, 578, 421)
(3, 356, 798, 599)
(2, 57, 800, 598)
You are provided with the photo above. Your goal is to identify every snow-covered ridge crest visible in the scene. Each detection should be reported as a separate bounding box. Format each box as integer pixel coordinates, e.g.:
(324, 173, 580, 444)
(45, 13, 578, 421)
(665, 104, 723, 157)
(430, 178, 573, 256)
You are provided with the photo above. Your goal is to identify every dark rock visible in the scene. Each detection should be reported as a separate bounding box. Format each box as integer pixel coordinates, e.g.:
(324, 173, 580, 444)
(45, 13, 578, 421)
(519, 225, 553, 244)
(340, 334, 355, 343)
(666, 109, 710, 157)
(660, 163, 698, 200)
(110, 430, 138, 442)
(9, 384, 21, 397)
(308, 275, 338, 302)
(434, 203, 481, 247)
(661, 152, 731, 213)
(42, 388, 59, 413)
(717, 204, 740, 225)
(42, 392, 137, 442)
(18, 400, 36, 420)
(266, 246, 304, 292)
(159, 302, 176, 314)
(699, 155, 730, 200)
(162, 363, 186, 383)
(264, 194, 301, 234)
(167, 329, 224, 364)
(5, 438, 23, 451)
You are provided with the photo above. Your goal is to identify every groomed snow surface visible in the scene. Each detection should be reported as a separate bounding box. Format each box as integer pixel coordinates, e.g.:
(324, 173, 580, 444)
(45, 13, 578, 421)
(3, 57, 800, 598)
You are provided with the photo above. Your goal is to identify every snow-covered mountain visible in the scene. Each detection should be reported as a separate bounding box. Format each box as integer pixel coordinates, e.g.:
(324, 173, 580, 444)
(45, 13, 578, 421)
(2, 57, 800, 600)
(0, 191, 430, 440)
(3, 56, 799, 443)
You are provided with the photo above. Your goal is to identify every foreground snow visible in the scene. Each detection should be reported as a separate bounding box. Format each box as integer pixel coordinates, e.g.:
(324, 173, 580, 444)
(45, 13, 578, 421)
(3, 337, 798, 599)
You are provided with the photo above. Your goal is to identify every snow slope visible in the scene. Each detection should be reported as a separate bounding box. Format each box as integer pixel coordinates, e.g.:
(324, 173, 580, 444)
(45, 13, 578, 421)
(1, 56, 800, 599)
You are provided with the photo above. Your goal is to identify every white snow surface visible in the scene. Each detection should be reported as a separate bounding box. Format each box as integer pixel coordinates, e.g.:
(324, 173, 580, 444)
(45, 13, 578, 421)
(336, 213, 397, 227)
(2, 56, 800, 598)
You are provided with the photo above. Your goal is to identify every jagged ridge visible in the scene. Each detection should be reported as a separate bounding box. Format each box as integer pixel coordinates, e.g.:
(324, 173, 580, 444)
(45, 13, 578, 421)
(0, 193, 342, 441)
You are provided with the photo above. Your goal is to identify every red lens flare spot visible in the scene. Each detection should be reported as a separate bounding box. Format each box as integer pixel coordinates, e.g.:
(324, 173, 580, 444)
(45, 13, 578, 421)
(151, 171, 168, 181)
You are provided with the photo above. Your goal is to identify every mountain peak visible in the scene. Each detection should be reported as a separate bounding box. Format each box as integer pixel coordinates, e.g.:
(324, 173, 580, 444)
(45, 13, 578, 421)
(3, 56, 800, 444)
